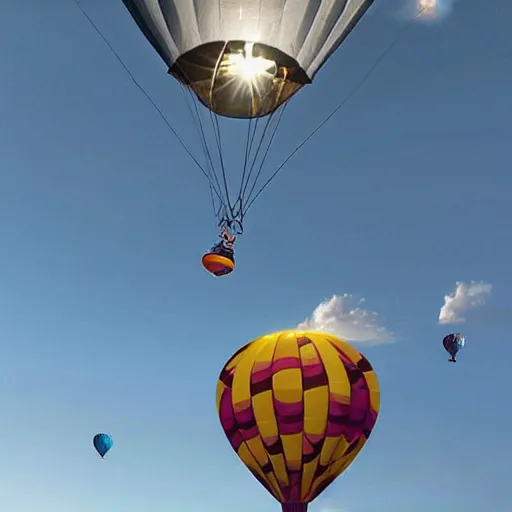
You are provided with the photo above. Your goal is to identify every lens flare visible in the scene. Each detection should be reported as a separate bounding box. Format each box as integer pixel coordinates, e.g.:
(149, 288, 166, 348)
(419, 0, 438, 17)
(223, 42, 276, 84)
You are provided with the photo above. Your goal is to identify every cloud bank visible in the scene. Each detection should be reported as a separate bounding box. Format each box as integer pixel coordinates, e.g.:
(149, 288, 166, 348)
(297, 294, 393, 344)
(438, 281, 492, 325)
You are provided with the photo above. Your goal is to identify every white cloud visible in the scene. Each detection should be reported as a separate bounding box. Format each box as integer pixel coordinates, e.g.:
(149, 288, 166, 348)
(297, 294, 393, 344)
(438, 281, 492, 325)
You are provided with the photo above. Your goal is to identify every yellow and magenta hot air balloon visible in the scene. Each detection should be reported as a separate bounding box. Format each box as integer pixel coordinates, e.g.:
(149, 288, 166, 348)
(216, 330, 380, 512)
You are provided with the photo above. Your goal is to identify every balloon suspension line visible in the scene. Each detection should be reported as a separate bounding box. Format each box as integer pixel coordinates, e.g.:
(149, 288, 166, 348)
(72, 0, 428, 227)
(179, 82, 286, 229)
(178, 85, 226, 220)
(72, 0, 286, 230)
(239, 103, 287, 222)
(242, 6, 431, 217)
(71, 0, 227, 211)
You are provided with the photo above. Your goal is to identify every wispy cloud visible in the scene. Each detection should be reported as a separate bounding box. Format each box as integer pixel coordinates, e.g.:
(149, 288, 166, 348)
(297, 294, 393, 344)
(438, 281, 492, 325)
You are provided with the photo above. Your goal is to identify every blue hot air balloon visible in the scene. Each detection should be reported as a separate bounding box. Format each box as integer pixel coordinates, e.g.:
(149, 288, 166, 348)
(442, 333, 465, 363)
(93, 433, 113, 458)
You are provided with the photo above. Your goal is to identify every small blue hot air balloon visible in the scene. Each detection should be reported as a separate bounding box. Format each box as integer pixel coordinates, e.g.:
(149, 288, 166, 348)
(93, 433, 113, 459)
(442, 333, 465, 363)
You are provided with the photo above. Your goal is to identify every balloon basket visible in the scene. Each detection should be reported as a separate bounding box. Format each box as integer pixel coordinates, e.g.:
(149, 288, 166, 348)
(201, 251, 235, 277)
(281, 503, 308, 512)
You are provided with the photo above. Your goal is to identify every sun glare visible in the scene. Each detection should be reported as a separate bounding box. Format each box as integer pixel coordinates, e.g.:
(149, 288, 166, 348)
(419, 0, 438, 16)
(224, 42, 276, 83)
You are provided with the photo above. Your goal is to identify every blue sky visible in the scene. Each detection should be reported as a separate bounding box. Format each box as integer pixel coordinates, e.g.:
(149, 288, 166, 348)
(1, 0, 511, 511)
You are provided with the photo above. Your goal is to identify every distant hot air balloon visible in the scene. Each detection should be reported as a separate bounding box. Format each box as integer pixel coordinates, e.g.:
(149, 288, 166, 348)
(120, 1, 376, 275)
(442, 333, 465, 363)
(216, 330, 380, 512)
(93, 433, 113, 459)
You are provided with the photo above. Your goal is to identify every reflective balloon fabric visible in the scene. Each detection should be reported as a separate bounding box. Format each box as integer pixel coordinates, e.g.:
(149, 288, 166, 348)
(121, 0, 375, 118)
(216, 331, 380, 512)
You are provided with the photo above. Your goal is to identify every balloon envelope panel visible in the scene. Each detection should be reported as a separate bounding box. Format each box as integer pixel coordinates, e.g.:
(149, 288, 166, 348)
(121, 0, 374, 117)
(216, 330, 380, 504)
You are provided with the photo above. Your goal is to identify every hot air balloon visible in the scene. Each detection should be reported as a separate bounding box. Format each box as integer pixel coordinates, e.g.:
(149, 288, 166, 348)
(216, 330, 380, 512)
(120, 0, 375, 275)
(442, 333, 465, 363)
(93, 433, 113, 459)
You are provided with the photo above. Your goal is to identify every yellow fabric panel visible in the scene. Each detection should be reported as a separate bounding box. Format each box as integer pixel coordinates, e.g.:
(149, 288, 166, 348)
(237, 443, 266, 481)
(252, 334, 278, 366)
(325, 335, 362, 364)
(303, 386, 328, 436)
(295, 330, 319, 341)
(332, 436, 352, 462)
(281, 433, 303, 471)
(311, 337, 351, 403)
(273, 331, 300, 359)
(269, 452, 289, 487)
(310, 449, 358, 500)
(257, 332, 280, 348)
(231, 347, 257, 410)
(364, 371, 381, 412)
(273, 368, 303, 403)
(320, 436, 348, 466)
(246, 436, 270, 467)
(328, 442, 363, 479)
(244, 437, 281, 497)
(299, 342, 321, 365)
(330, 457, 350, 478)
(266, 473, 285, 502)
(301, 455, 320, 499)
(306, 331, 333, 348)
(309, 470, 331, 499)
(252, 390, 278, 439)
